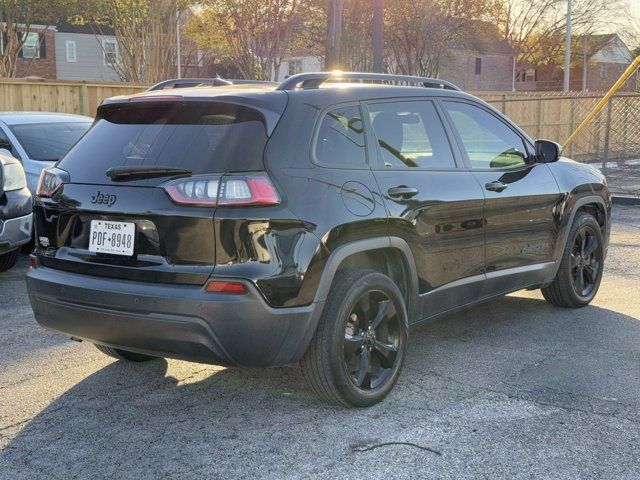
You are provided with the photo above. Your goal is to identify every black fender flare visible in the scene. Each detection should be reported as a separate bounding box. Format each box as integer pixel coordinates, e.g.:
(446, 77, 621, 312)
(289, 236, 419, 363)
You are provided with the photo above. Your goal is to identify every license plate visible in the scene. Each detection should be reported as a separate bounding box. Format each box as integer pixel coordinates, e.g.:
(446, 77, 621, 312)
(89, 220, 135, 256)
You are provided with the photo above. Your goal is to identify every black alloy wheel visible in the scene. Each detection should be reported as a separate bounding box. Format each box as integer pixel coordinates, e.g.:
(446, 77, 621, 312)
(343, 290, 402, 390)
(301, 269, 408, 407)
(570, 224, 602, 299)
(542, 212, 605, 308)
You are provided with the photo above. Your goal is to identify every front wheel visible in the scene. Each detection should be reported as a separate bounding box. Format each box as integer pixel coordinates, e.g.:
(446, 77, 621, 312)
(0, 249, 19, 272)
(301, 269, 408, 407)
(542, 212, 605, 308)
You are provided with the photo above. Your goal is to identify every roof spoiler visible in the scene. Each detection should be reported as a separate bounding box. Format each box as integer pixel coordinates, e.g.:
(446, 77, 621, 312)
(276, 71, 461, 91)
(147, 78, 278, 91)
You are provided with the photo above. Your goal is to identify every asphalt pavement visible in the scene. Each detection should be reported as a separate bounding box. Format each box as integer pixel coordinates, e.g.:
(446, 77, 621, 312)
(1, 205, 639, 479)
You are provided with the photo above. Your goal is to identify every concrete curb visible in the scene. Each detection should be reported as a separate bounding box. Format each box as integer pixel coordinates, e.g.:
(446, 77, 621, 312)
(612, 195, 640, 206)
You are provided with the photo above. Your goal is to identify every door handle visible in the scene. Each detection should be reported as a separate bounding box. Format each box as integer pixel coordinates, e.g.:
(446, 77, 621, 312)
(387, 186, 419, 200)
(485, 181, 508, 192)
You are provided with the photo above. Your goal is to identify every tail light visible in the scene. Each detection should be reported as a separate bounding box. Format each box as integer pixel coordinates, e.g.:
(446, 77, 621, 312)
(163, 173, 280, 207)
(36, 169, 64, 198)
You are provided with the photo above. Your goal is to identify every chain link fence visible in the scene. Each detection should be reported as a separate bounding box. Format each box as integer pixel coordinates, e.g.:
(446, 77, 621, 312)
(482, 92, 640, 198)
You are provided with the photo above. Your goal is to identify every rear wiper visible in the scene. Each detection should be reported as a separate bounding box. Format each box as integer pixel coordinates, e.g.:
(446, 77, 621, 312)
(106, 166, 192, 182)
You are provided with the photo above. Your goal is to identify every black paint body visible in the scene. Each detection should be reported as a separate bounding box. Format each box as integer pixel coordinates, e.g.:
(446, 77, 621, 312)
(27, 83, 611, 366)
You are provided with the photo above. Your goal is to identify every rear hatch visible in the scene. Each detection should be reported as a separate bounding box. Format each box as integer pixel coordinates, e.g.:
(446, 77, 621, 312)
(35, 96, 285, 285)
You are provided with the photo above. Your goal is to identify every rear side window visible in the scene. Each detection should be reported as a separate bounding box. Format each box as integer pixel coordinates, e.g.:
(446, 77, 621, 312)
(368, 101, 455, 169)
(314, 105, 366, 168)
(59, 102, 268, 184)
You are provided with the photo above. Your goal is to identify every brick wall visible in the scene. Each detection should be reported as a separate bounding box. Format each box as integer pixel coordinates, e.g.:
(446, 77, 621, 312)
(517, 61, 639, 92)
(440, 50, 514, 91)
(15, 28, 56, 79)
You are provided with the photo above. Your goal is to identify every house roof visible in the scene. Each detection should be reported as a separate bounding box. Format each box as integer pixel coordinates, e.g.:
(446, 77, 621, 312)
(56, 20, 115, 36)
(571, 33, 629, 56)
(451, 21, 514, 56)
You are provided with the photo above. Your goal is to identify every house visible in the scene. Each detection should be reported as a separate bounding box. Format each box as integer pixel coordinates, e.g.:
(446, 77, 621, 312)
(276, 55, 322, 82)
(275, 24, 515, 91)
(9, 24, 57, 79)
(437, 23, 515, 91)
(55, 22, 120, 82)
(2, 21, 119, 82)
(517, 33, 637, 92)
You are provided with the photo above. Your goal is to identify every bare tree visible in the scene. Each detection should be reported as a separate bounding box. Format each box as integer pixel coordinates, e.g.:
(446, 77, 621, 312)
(384, 0, 498, 77)
(193, 0, 304, 81)
(0, 0, 73, 77)
(82, 0, 190, 83)
(493, 0, 625, 79)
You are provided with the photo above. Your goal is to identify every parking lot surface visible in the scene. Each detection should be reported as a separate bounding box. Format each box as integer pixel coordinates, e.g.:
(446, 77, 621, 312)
(1, 205, 639, 479)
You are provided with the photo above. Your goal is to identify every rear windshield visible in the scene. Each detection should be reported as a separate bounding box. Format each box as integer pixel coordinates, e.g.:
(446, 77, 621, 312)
(10, 122, 91, 161)
(58, 101, 268, 183)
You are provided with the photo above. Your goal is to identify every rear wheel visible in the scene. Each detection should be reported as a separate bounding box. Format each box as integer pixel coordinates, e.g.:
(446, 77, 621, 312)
(0, 249, 19, 272)
(94, 344, 157, 362)
(542, 212, 605, 308)
(301, 269, 408, 407)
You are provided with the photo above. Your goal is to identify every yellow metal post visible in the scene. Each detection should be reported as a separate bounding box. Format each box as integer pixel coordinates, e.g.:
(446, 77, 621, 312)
(563, 55, 640, 151)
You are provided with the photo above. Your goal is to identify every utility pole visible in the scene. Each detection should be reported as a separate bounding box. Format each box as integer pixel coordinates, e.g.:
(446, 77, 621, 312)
(372, 0, 383, 72)
(176, 8, 182, 79)
(582, 35, 588, 91)
(325, 0, 343, 70)
(563, 0, 572, 92)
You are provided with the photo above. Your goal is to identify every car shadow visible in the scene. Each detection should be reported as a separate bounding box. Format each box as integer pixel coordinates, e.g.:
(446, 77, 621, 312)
(2, 294, 640, 478)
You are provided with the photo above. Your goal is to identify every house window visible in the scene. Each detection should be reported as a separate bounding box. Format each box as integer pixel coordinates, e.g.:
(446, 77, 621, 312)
(66, 40, 77, 62)
(525, 69, 536, 82)
(102, 39, 118, 65)
(288, 58, 304, 76)
(22, 32, 40, 59)
(474, 57, 481, 75)
(599, 64, 607, 79)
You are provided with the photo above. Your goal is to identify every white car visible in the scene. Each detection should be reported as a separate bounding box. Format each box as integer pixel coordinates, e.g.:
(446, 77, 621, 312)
(0, 152, 32, 271)
(0, 112, 92, 194)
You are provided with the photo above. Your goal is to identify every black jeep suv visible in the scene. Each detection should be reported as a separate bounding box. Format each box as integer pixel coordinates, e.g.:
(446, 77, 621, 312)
(27, 72, 610, 407)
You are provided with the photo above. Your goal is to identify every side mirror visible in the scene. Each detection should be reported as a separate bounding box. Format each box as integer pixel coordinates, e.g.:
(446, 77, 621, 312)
(535, 139, 561, 163)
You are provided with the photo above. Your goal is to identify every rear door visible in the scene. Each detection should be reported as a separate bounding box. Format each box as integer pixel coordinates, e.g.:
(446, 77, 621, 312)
(364, 99, 486, 321)
(440, 99, 562, 293)
(36, 100, 276, 285)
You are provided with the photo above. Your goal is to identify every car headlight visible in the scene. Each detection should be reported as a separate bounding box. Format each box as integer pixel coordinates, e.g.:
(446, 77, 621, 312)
(2, 163, 27, 192)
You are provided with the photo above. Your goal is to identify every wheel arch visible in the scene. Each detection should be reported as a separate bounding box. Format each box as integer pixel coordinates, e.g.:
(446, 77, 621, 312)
(551, 194, 610, 278)
(291, 237, 419, 363)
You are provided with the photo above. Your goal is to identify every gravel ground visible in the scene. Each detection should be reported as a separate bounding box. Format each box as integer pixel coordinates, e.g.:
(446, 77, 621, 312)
(1, 205, 639, 479)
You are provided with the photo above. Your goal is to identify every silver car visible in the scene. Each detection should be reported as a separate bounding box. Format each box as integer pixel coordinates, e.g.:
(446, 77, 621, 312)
(0, 113, 92, 193)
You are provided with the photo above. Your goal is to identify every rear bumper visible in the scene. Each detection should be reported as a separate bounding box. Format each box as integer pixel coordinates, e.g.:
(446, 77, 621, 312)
(0, 213, 32, 254)
(26, 265, 323, 367)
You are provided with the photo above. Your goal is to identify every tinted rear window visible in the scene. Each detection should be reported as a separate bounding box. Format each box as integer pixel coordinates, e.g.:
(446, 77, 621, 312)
(59, 102, 268, 184)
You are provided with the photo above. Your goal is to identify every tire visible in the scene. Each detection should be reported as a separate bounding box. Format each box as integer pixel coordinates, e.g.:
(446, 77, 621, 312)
(542, 212, 605, 308)
(21, 234, 35, 254)
(0, 249, 19, 272)
(301, 269, 409, 407)
(94, 344, 157, 362)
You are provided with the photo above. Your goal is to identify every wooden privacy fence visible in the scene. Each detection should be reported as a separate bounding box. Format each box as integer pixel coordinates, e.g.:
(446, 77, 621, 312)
(0, 79, 147, 117)
(1, 79, 638, 160)
(0, 78, 638, 195)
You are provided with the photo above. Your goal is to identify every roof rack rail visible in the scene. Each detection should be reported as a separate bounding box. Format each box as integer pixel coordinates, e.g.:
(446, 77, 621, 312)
(147, 78, 277, 91)
(276, 72, 461, 91)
